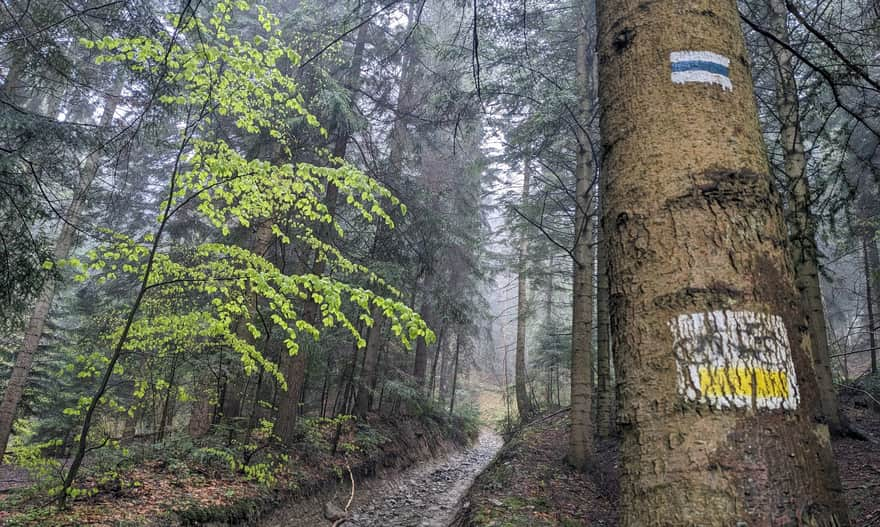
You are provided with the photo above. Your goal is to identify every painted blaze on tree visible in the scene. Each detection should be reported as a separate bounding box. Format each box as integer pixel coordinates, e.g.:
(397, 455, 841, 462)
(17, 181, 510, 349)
(596, 0, 848, 525)
(670, 310, 799, 410)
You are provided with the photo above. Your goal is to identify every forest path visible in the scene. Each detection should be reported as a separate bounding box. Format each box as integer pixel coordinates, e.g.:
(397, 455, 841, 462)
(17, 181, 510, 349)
(259, 430, 502, 527)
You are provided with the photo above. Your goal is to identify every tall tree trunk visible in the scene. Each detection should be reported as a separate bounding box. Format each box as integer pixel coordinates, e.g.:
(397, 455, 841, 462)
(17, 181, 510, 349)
(500, 318, 512, 431)
(449, 332, 461, 414)
(768, 0, 842, 434)
(412, 297, 433, 386)
(596, 196, 613, 437)
(568, 0, 595, 469)
(340, 342, 361, 416)
(275, 10, 371, 440)
(246, 365, 272, 438)
(157, 353, 180, 442)
(0, 81, 122, 458)
(275, 309, 310, 439)
(596, 0, 848, 523)
(864, 232, 878, 375)
(188, 374, 215, 438)
(515, 159, 535, 421)
(222, 219, 274, 426)
(555, 365, 561, 406)
(440, 330, 453, 402)
(0, 53, 25, 102)
(372, 341, 386, 411)
(544, 271, 554, 407)
(545, 366, 551, 406)
(355, 305, 385, 417)
(410, 268, 435, 392)
(428, 324, 447, 400)
(320, 353, 331, 418)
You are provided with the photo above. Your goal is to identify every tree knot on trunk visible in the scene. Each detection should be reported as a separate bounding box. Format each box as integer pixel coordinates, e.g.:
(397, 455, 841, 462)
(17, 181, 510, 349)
(612, 28, 635, 53)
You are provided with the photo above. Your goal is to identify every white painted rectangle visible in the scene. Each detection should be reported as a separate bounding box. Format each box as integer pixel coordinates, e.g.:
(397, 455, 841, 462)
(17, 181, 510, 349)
(668, 310, 799, 411)
(670, 50, 733, 91)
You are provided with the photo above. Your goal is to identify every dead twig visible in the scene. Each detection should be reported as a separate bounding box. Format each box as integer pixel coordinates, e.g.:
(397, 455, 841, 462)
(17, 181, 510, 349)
(330, 462, 355, 527)
(344, 463, 355, 512)
(837, 381, 880, 408)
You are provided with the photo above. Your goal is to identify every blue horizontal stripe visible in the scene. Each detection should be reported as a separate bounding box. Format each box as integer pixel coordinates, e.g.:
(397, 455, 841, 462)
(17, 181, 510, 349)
(671, 60, 729, 77)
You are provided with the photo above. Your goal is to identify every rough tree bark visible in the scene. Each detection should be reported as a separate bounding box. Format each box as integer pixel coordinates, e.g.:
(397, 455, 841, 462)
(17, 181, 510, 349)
(768, 0, 842, 434)
(0, 81, 122, 458)
(568, 0, 595, 469)
(515, 159, 535, 421)
(596, 0, 848, 523)
(596, 195, 614, 437)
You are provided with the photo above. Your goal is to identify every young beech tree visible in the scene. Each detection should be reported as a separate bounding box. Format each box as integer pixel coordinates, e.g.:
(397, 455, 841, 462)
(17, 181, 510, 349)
(57, 0, 432, 505)
(597, 0, 848, 524)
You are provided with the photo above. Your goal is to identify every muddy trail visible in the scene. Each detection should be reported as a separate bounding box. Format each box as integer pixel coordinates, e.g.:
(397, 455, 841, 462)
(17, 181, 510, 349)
(259, 431, 502, 527)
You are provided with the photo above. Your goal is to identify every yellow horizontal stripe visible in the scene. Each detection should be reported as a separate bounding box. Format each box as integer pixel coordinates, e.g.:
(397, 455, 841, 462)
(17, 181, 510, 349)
(698, 366, 789, 399)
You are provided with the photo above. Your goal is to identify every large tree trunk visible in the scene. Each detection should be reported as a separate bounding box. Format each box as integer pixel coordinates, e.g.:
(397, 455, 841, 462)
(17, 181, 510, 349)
(597, 0, 848, 523)
(768, 0, 842, 434)
(568, 0, 595, 470)
(0, 82, 122, 458)
(274, 305, 311, 437)
(514, 159, 535, 421)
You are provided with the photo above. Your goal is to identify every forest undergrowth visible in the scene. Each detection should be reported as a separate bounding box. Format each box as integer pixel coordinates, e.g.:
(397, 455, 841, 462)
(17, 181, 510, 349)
(0, 407, 478, 527)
